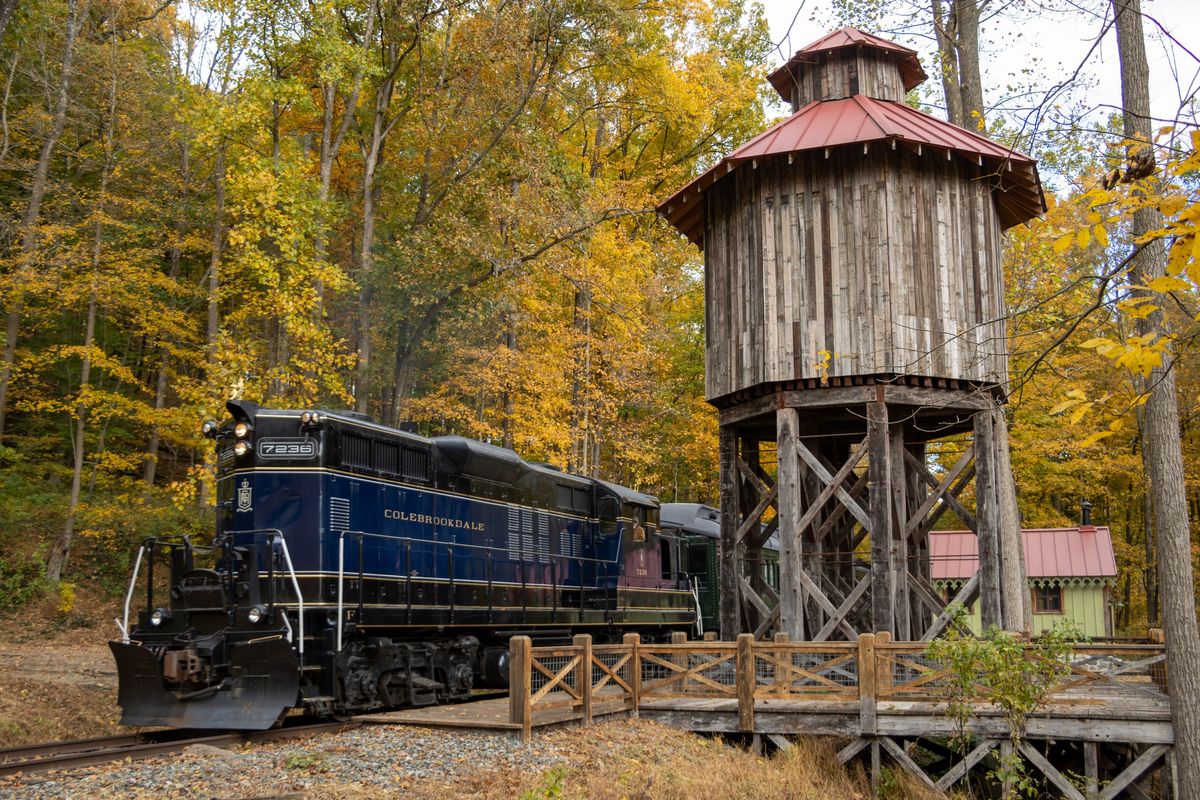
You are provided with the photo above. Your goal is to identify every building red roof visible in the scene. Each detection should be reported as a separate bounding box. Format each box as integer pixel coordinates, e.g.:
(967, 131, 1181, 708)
(767, 27, 927, 101)
(929, 527, 1118, 581)
(657, 94, 1046, 244)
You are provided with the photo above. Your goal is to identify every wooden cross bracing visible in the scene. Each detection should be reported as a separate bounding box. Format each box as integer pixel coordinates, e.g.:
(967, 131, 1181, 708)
(719, 396, 1010, 642)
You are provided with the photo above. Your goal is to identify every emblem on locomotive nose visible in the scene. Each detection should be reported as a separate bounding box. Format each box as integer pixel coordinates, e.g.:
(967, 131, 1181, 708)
(237, 479, 253, 513)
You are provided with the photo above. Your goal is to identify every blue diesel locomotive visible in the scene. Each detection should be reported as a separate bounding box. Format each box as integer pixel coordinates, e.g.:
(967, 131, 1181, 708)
(110, 401, 696, 729)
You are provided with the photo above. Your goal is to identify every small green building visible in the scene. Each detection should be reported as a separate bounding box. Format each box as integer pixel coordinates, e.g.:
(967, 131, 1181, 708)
(930, 525, 1117, 638)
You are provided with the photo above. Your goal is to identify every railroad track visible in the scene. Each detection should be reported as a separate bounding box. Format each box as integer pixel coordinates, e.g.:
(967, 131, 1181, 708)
(0, 691, 509, 778)
(0, 720, 356, 777)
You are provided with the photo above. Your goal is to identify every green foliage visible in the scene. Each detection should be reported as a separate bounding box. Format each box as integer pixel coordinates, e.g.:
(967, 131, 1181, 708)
(928, 613, 1083, 797)
(520, 765, 568, 800)
(283, 752, 328, 772)
(0, 556, 48, 611)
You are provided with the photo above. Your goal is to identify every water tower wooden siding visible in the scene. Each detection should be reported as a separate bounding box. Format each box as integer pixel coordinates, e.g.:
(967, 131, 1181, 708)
(659, 28, 1045, 641)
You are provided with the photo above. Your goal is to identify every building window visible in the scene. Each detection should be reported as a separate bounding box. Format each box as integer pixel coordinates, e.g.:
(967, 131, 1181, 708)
(1032, 585, 1063, 614)
(942, 586, 974, 614)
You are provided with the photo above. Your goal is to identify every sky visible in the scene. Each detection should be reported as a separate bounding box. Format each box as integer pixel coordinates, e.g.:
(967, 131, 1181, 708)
(755, 0, 1199, 133)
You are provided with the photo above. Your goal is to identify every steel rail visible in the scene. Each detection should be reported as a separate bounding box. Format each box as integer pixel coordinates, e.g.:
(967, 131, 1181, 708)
(0, 721, 356, 777)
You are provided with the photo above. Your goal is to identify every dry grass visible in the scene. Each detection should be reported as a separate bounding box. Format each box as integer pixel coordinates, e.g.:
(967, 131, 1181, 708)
(345, 721, 951, 800)
(0, 677, 122, 745)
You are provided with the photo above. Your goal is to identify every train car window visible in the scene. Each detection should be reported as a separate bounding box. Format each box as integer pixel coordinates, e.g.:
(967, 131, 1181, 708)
(687, 544, 708, 576)
(596, 495, 619, 536)
(342, 433, 371, 470)
(555, 485, 573, 510)
(402, 447, 429, 481)
(572, 487, 589, 512)
(374, 441, 400, 476)
(660, 538, 674, 579)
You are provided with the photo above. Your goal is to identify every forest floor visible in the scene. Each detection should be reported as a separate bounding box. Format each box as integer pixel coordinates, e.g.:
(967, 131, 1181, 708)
(0, 593, 940, 799)
(0, 594, 125, 746)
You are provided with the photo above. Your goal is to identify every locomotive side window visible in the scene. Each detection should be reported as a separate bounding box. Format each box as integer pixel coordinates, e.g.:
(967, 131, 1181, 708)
(572, 487, 588, 512)
(687, 544, 709, 583)
(555, 485, 572, 510)
(660, 538, 676, 579)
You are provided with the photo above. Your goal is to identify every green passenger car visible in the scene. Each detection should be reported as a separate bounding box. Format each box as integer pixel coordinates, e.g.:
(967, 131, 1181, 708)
(660, 503, 780, 635)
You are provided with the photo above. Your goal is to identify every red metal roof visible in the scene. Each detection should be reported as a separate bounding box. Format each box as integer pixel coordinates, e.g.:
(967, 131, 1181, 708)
(767, 27, 927, 101)
(657, 94, 1046, 244)
(929, 527, 1118, 581)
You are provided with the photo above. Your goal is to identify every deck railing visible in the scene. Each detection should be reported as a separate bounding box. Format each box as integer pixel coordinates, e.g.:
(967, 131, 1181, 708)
(507, 631, 1169, 741)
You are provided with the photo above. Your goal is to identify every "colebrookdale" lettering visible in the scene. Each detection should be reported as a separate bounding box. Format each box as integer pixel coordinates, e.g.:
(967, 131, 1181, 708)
(384, 509, 486, 531)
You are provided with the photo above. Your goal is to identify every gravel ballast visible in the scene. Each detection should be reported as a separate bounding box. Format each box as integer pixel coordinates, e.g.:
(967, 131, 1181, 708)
(0, 724, 571, 799)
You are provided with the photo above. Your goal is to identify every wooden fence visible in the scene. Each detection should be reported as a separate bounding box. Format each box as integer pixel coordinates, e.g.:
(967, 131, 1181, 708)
(507, 631, 1169, 742)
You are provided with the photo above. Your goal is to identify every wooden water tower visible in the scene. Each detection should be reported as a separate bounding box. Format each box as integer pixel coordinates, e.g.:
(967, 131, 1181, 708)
(658, 28, 1045, 641)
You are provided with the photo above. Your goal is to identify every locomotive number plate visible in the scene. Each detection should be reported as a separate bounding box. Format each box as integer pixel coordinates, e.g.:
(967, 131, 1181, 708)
(257, 438, 319, 460)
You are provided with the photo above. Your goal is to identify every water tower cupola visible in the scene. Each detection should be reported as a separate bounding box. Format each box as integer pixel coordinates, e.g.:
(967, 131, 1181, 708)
(767, 27, 927, 109)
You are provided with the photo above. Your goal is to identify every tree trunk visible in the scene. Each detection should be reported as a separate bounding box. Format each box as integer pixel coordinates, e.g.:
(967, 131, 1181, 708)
(955, 0, 985, 129)
(144, 140, 189, 486)
(502, 309, 516, 449)
(0, 0, 83, 442)
(355, 53, 396, 416)
(198, 142, 226, 510)
(47, 278, 96, 583)
(931, 0, 963, 125)
(1112, 0, 1200, 790)
(48, 158, 109, 582)
(0, 0, 18, 47)
(568, 285, 592, 474)
(1137, 410, 1159, 625)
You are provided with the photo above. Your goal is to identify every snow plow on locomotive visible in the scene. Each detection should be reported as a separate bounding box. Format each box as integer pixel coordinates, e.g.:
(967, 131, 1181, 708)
(111, 400, 697, 729)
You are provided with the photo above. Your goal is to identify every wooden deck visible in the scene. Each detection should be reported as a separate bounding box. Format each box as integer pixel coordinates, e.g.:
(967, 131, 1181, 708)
(360, 632, 1176, 797)
(358, 690, 631, 733)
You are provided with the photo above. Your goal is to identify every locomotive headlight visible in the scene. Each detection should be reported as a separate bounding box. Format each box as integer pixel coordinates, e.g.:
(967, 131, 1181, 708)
(300, 411, 322, 429)
(234, 422, 252, 439)
(247, 605, 267, 624)
(201, 420, 218, 438)
(234, 440, 253, 457)
(149, 608, 172, 626)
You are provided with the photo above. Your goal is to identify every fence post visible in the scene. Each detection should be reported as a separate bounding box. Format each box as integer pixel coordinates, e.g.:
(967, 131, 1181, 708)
(671, 631, 688, 693)
(858, 633, 877, 736)
(702, 631, 718, 641)
(875, 630, 893, 699)
(1149, 627, 1168, 694)
(509, 635, 532, 743)
(737, 632, 756, 732)
(574, 633, 593, 725)
(623, 632, 641, 716)
(773, 632, 789, 692)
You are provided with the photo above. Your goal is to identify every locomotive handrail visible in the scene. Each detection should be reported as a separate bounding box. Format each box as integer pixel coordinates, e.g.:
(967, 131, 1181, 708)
(118, 545, 145, 643)
(336, 528, 623, 566)
(275, 534, 305, 662)
(223, 529, 305, 663)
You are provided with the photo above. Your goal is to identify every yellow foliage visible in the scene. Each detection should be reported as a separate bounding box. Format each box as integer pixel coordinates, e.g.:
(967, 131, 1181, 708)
(57, 583, 76, 615)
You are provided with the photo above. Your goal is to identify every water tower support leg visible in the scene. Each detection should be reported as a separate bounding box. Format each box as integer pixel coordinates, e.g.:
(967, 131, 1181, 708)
(719, 425, 741, 638)
(890, 422, 912, 641)
(777, 408, 804, 640)
(868, 400, 896, 636)
(974, 409, 1003, 630)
